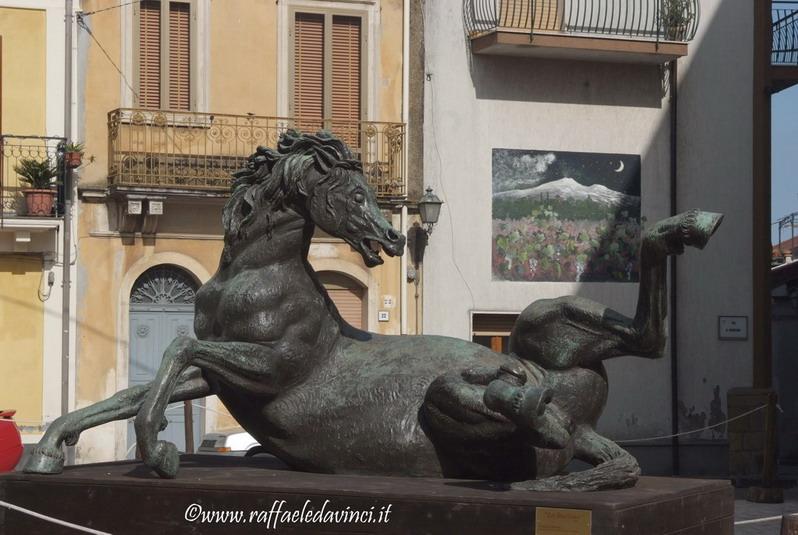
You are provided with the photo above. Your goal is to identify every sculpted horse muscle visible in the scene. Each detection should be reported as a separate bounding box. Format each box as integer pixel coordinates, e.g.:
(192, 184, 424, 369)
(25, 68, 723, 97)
(25, 131, 722, 491)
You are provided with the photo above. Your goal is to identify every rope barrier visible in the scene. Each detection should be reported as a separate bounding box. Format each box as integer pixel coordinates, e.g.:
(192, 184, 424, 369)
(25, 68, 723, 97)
(735, 513, 797, 526)
(0, 499, 112, 535)
(617, 404, 768, 444)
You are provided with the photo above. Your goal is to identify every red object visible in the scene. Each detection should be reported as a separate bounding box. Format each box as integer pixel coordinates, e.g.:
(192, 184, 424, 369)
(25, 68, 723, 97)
(0, 410, 23, 472)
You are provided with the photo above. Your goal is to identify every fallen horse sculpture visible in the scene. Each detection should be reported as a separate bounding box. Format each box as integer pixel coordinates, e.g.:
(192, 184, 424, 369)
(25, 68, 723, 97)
(25, 131, 722, 491)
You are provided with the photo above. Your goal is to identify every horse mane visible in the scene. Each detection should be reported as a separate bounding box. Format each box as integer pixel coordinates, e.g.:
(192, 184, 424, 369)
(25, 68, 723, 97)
(221, 129, 359, 260)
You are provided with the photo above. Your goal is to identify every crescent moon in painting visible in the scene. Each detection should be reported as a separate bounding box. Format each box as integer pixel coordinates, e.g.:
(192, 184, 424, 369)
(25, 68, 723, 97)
(614, 161, 625, 173)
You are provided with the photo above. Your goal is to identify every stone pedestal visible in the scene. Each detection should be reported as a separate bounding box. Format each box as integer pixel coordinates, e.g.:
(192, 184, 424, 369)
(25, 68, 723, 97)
(0, 455, 733, 534)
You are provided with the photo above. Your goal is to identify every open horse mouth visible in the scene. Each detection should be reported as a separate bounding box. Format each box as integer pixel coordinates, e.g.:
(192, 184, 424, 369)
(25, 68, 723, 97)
(358, 236, 404, 267)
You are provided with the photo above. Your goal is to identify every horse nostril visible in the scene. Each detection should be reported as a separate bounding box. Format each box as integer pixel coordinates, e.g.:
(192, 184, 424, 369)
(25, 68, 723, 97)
(385, 228, 400, 242)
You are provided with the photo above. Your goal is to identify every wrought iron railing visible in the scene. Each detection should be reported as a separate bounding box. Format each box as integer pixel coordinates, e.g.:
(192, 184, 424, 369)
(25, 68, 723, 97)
(108, 109, 406, 199)
(464, 0, 699, 43)
(773, 1, 798, 64)
(0, 135, 66, 217)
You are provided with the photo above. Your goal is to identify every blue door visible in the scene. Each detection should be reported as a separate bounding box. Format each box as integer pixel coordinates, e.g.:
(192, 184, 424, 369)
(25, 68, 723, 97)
(128, 265, 203, 457)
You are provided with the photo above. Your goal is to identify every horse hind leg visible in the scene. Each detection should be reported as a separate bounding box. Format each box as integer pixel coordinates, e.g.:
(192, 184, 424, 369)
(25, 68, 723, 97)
(23, 367, 210, 475)
(512, 427, 639, 492)
(422, 363, 570, 454)
(482, 364, 571, 449)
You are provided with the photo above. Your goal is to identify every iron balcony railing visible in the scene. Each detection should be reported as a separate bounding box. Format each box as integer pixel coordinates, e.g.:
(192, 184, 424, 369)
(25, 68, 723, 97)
(773, 1, 798, 65)
(464, 0, 700, 43)
(0, 135, 66, 217)
(108, 109, 407, 199)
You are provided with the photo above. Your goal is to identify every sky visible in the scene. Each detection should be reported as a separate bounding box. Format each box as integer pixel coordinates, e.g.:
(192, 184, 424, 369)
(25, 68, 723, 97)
(772, 90, 798, 244)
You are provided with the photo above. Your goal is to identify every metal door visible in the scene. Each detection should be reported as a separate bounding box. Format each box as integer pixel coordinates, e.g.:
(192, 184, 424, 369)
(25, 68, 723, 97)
(127, 266, 202, 457)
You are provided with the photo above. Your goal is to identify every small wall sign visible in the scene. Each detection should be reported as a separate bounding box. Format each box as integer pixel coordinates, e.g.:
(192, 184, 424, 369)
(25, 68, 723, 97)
(127, 200, 142, 215)
(718, 316, 748, 341)
(148, 200, 164, 215)
(382, 295, 395, 308)
(378, 310, 390, 322)
(535, 507, 591, 535)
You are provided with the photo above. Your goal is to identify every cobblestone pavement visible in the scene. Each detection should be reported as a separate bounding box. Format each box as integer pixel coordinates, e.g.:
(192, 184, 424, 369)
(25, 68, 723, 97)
(735, 487, 798, 534)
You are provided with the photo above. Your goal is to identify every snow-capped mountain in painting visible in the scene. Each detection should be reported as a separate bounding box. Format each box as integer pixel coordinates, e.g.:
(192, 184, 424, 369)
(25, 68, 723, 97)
(494, 178, 640, 210)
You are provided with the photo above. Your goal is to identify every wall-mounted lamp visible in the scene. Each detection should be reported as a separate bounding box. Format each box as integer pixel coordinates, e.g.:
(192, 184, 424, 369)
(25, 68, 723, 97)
(417, 187, 443, 235)
(408, 187, 444, 280)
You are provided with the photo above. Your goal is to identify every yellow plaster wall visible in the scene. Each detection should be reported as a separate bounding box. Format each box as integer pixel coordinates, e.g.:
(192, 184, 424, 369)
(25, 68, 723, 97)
(80, 0, 406, 188)
(209, 0, 278, 116)
(377, 0, 404, 122)
(0, 7, 46, 135)
(79, 2, 121, 188)
(0, 255, 44, 423)
(75, 202, 223, 405)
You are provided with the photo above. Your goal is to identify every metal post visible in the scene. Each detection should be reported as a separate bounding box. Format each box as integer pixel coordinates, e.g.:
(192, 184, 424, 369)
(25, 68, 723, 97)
(183, 401, 194, 454)
(62, 0, 74, 464)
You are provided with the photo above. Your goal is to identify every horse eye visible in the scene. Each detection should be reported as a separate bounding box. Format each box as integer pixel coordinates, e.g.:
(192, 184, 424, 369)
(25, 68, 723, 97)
(354, 192, 365, 203)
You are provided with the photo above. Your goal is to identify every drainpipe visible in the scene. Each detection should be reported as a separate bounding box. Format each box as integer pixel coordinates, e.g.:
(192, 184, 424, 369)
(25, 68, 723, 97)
(400, 0, 410, 335)
(62, 0, 74, 464)
(668, 58, 680, 476)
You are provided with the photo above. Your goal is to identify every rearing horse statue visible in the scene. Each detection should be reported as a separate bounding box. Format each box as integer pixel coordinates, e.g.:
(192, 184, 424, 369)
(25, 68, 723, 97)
(25, 131, 722, 491)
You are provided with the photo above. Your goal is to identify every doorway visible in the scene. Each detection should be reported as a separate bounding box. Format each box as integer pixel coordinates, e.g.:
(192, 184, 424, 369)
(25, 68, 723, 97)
(128, 265, 203, 456)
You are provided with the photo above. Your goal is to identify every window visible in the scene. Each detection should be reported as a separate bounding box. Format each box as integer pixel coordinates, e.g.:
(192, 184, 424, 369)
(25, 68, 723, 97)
(472, 313, 518, 354)
(137, 0, 192, 110)
(292, 11, 363, 147)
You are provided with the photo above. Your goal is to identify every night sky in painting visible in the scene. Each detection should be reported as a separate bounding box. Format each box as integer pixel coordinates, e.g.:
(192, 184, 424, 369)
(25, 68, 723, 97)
(492, 148, 641, 197)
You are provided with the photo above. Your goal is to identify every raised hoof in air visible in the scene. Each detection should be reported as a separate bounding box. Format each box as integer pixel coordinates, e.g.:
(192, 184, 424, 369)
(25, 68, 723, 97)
(646, 210, 723, 255)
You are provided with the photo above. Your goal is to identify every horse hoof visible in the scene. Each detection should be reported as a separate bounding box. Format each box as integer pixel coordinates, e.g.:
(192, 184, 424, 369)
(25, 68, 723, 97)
(23, 446, 65, 474)
(647, 210, 723, 255)
(145, 440, 180, 479)
(484, 382, 552, 421)
(681, 210, 723, 250)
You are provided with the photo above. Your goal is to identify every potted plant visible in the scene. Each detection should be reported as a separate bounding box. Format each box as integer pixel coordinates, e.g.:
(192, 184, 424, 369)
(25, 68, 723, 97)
(659, 0, 694, 41)
(65, 141, 85, 168)
(14, 157, 60, 216)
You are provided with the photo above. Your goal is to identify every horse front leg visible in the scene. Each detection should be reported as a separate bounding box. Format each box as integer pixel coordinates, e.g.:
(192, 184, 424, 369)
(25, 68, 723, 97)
(630, 209, 724, 358)
(24, 367, 210, 475)
(134, 337, 286, 478)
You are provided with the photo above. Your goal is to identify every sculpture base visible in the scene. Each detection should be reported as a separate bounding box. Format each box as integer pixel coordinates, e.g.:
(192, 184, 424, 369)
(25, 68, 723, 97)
(0, 455, 733, 534)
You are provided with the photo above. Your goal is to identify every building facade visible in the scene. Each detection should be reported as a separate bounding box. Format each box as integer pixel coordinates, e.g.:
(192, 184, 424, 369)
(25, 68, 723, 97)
(0, 0, 78, 451)
(73, 0, 422, 463)
(422, 0, 758, 474)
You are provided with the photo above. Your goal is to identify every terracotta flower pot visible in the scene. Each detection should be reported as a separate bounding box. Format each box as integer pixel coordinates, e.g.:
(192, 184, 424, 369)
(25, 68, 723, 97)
(23, 189, 55, 216)
(66, 151, 82, 168)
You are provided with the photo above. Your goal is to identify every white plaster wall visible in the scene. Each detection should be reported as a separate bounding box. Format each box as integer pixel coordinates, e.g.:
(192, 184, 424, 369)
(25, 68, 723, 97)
(422, 0, 752, 441)
(674, 0, 753, 438)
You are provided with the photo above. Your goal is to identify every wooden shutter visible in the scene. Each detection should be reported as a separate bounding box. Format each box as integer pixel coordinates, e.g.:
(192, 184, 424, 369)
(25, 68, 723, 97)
(168, 2, 191, 110)
(294, 13, 325, 133)
(319, 272, 365, 330)
(331, 16, 361, 149)
(472, 313, 518, 336)
(498, 0, 560, 30)
(139, 1, 161, 108)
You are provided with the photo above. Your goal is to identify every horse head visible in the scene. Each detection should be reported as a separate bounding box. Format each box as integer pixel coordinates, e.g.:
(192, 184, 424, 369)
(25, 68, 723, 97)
(225, 130, 405, 267)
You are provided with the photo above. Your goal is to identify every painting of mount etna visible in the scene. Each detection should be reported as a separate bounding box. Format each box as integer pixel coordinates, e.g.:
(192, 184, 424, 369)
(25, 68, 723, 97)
(492, 148, 641, 283)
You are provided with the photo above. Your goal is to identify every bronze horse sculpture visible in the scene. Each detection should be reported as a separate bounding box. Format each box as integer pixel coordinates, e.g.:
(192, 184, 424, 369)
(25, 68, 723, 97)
(25, 131, 722, 491)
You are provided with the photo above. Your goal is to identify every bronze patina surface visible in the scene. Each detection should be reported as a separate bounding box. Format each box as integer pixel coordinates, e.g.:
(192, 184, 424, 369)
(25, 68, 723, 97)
(24, 131, 723, 491)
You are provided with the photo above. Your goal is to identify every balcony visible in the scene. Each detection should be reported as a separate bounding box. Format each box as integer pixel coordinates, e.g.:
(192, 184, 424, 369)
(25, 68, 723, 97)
(773, 1, 798, 65)
(108, 109, 407, 199)
(464, 0, 699, 63)
(1, 135, 66, 218)
(771, 2, 798, 92)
